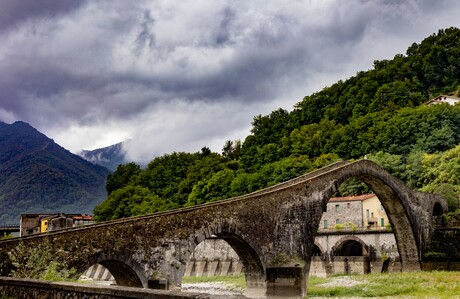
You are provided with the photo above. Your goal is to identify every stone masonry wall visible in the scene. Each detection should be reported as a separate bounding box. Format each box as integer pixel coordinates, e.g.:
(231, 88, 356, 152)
(319, 200, 362, 229)
(0, 277, 223, 299)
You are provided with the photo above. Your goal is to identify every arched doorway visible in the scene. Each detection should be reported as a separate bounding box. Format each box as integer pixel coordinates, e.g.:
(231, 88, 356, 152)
(432, 202, 443, 216)
(432, 202, 444, 227)
(333, 238, 368, 256)
(332, 237, 370, 275)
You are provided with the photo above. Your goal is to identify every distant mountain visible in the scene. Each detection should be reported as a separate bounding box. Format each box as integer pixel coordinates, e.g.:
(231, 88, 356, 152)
(0, 121, 110, 224)
(79, 142, 127, 171)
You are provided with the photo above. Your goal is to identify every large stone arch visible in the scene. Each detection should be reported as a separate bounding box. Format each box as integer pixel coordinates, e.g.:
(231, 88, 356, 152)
(313, 160, 436, 271)
(80, 250, 146, 288)
(190, 219, 266, 289)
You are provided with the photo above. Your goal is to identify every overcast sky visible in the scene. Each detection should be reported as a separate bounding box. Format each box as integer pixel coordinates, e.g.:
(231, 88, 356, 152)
(1, 0, 460, 164)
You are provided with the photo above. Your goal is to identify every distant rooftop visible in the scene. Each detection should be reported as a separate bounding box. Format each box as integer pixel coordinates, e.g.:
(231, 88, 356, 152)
(425, 95, 460, 106)
(329, 194, 376, 202)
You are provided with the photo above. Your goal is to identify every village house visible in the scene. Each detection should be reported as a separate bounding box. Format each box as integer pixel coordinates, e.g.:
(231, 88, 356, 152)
(425, 94, 460, 106)
(19, 213, 93, 237)
(319, 194, 390, 231)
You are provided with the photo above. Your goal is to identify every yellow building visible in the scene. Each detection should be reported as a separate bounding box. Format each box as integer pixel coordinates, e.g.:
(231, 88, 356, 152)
(320, 194, 390, 230)
(40, 219, 49, 233)
(362, 195, 390, 228)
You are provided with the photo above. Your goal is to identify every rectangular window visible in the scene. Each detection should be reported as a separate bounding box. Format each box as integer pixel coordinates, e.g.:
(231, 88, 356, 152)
(366, 209, 370, 218)
(336, 219, 340, 224)
(324, 220, 328, 229)
(335, 204, 340, 212)
(381, 218, 385, 227)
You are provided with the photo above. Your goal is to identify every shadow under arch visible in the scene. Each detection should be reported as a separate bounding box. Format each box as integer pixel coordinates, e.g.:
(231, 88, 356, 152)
(319, 161, 423, 270)
(192, 221, 265, 288)
(432, 202, 444, 216)
(80, 251, 145, 288)
(332, 236, 369, 257)
(313, 242, 325, 256)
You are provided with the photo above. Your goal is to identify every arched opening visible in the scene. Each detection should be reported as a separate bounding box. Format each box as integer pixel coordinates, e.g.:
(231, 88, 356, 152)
(99, 260, 143, 287)
(334, 239, 366, 256)
(432, 202, 443, 216)
(315, 175, 403, 276)
(183, 230, 265, 296)
(79, 263, 115, 285)
(184, 236, 242, 277)
(330, 236, 371, 275)
(323, 170, 421, 270)
(312, 244, 323, 256)
(432, 202, 444, 227)
(81, 252, 145, 288)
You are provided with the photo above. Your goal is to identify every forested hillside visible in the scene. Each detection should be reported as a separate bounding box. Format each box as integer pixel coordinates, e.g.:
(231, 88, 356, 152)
(0, 121, 109, 224)
(94, 28, 460, 221)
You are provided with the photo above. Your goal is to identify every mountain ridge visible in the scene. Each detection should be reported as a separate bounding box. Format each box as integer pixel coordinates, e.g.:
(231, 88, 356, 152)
(79, 142, 127, 171)
(0, 121, 110, 224)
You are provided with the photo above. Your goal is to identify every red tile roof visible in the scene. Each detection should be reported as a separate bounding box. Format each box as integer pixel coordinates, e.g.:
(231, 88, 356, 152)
(329, 194, 376, 202)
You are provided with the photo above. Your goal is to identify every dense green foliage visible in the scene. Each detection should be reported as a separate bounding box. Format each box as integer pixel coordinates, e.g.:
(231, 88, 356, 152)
(9, 239, 77, 281)
(0, 121, 109, 224)
(94, 28, 460, 221)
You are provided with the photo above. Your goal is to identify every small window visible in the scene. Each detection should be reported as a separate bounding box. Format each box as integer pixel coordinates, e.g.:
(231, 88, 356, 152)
(336, 219, 340, 224)
(335, 204, 340, 212)
(324, 220, 328, 229)
(347, 203, 350, 208)
(381, 218, 385, 227)
(366, 209, 370, 218)
(380, 204, 384, 211)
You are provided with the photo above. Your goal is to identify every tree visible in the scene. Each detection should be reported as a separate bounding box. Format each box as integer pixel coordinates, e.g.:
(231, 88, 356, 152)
(106, 162, 141, 194)
(222, 140, 242, 160)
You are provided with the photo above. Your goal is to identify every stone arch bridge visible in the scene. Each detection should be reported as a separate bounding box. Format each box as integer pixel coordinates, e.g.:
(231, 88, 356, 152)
(0, 160, 447, 297)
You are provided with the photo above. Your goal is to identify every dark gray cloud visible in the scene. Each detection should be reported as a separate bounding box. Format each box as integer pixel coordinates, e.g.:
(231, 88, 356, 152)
(0, 0, 86, 32)
(0, 0, 459, 163)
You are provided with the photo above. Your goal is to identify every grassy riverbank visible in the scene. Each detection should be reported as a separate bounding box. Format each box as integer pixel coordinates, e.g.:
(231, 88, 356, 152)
(183, 271, 460, 298)
(308, 271, 460, 298)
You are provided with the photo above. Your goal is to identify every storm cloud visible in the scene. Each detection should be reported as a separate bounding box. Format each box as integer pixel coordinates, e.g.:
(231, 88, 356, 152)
(1, 0, 460, 164)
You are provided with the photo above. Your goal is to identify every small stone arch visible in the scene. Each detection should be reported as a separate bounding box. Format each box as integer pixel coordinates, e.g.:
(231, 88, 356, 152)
(332, 236, 369, 257)
(81, 251, 146, 288)
(191, 220, 265, 288)
(432, 202, 444, 216)
(312, 242, 325, 256)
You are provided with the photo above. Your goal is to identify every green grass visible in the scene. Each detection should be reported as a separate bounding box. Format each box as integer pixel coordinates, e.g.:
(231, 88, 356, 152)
(307, 271, 460, 298)
(182, 271, 460, 298)
(182, 273, 246, 290)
